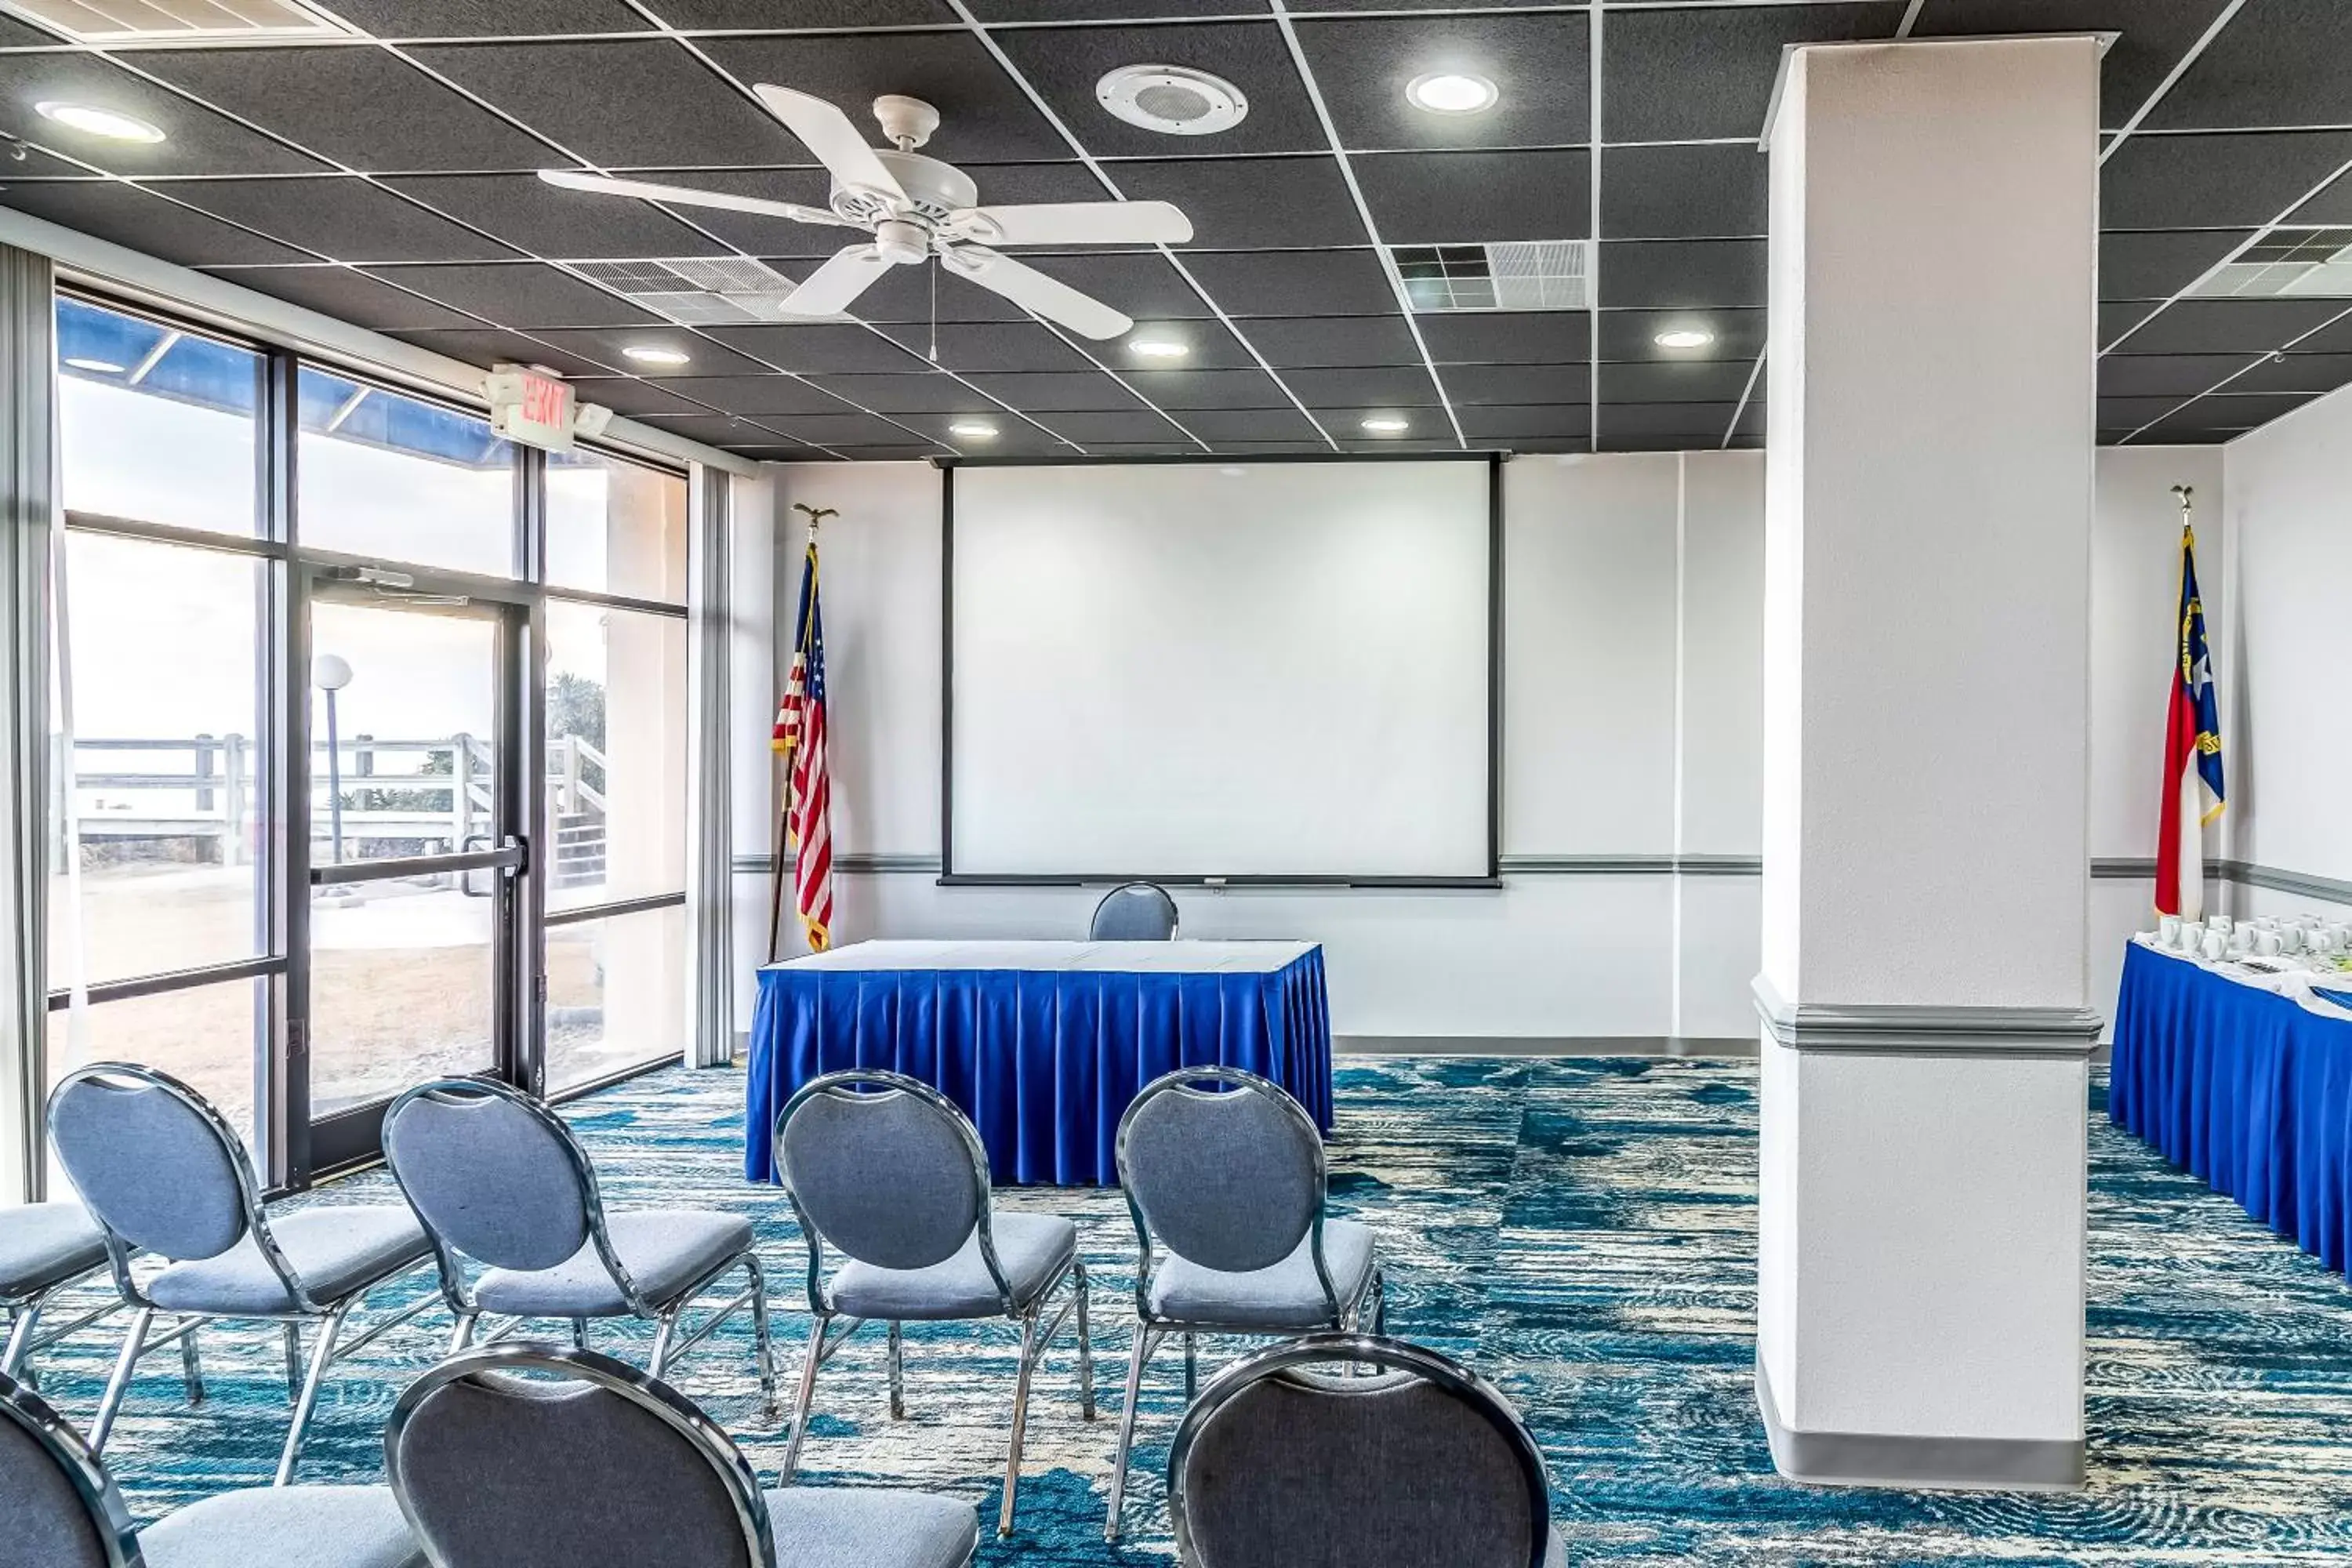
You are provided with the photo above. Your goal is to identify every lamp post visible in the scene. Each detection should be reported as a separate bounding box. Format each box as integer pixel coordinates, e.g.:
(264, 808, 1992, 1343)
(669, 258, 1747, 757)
(313, 653, 354, 864)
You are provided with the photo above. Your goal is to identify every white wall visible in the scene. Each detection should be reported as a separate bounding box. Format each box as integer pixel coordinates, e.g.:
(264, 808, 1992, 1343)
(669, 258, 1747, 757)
(753, 444, 2255, 1044)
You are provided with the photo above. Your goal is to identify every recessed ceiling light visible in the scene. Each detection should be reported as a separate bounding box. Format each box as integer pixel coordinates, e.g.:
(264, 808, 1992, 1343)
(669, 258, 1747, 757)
(35, 102, 166, 143)
(1406, 73, 1499, 116)
(63, 357, 125, 374)
(949, 421, 1000, 439)
(1128, 337, 1189, 359)
(622, 344, 691, 366)
(1360, 416, 1411, 434)
(1654, 328, 1715, 350)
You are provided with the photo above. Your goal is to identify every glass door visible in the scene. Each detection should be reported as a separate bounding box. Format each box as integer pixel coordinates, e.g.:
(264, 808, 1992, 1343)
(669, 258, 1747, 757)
(299, 577, 529, 1172)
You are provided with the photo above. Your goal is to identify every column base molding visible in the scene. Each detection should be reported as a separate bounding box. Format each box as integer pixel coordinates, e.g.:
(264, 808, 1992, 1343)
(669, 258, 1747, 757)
(1755, 1355, 2084, 1491)
(1752, 975, 2102, 1059)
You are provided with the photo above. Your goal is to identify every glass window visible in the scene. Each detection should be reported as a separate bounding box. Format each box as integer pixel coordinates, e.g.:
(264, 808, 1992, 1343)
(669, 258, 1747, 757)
(48, 533, 267, 991)
(298, 368, 517, 577)
(47, 980, 267, 1152)
(309, 600, 500, 865)
(546, 451, 689, 601)
(310, 880, 495, 1118)
(546, 904, 685, 1094)
(544, 600, 687, 913)
(57, 297, 261, 537)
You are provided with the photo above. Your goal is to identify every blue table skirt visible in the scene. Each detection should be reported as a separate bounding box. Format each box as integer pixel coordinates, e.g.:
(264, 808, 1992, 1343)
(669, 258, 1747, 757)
(2111, 941, 2352, 1273)
(743, 948, 1334, 1187)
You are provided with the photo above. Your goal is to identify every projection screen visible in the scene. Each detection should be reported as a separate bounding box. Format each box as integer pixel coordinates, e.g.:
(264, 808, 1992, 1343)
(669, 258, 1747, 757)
(946, 459, 1495, 882)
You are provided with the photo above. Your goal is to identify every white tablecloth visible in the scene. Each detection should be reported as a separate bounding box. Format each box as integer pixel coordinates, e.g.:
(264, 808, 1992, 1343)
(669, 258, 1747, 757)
(766, 938, 1318, 976)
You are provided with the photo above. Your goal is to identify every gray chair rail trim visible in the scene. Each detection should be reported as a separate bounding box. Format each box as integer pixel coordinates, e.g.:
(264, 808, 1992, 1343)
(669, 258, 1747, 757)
(2090, 857, 2352, 906)
(0, 1370, 145, 1567)
(1755, 1355, 2083, 1491)
(1166, 1333, 1553, 1568)
(1752, 977, 2104, 1060)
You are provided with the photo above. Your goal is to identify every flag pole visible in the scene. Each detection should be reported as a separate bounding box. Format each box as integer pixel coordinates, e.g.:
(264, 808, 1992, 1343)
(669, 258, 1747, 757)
(767, 504, 836, 962)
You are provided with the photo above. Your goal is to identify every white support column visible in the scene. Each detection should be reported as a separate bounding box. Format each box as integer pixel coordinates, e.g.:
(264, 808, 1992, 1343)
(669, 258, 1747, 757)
(724, 468, 781, 1045)
(1755, 38, 2102, 1490)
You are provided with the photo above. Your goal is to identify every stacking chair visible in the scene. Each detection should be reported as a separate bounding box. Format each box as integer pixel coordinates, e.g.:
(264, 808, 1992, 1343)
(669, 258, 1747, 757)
(772, 1069, 1093, 1537)
(1090, 880, 1180, 941)
(1106, 1065, 1383, 1541)
(1167, 1333, 1559, 1568)
(380, 1077, 776, 1414)
(386, 1343, 976, 1568)
(46, 1063, 437, 1483)
(0, 1368, 423, 1567)
(2, 1201, 111, 1380)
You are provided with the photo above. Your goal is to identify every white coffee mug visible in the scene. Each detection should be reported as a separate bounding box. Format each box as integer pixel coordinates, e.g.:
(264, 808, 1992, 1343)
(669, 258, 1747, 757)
(2209, 915, 2234, 937)
(2203, 931, 2230, 962)
(2284, 926, 2307, 954)
(2159, 914, 2183, 947)
(2183, 920, 2207, 953)
(2257, 930, 2284, 957)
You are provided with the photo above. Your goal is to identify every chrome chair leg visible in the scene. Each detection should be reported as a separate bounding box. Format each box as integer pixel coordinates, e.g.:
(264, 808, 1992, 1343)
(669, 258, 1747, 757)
(448, 1311, 477, 1354)
(3, 1300, 42, 1380)
(1073, 1261, 1096, 1420)
(571, 1316, 590, 1353)
(779, 1312, 829, 1485)
(746, 1255, 779, 1421)
(1184, 1332, 1196, 1400)
(650, 1308, 677, 1379)
(1105, 1327, 1156, 1543)
(998, 1314, 1042, 1538)
(282, 1323, 303, 1403)
(180, 1324, 205, 1405)
(89, 1305, 154, 1454)
(886, 1321, 905, 1419)
(276, 1298, 354, 1486)
(1371, 1268, 1388, 1334)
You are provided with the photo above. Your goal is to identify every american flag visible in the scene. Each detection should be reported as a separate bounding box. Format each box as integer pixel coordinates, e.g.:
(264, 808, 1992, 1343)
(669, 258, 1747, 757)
(773, 536, 833, 950)
(2154, 501, 2224, 921)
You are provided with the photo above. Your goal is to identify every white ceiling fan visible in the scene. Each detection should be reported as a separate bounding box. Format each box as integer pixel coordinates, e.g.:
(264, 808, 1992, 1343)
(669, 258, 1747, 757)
(538, 85, 1193, 341)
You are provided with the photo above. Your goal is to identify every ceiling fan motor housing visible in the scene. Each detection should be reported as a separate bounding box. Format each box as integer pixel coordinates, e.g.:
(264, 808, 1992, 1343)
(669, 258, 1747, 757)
(833, 149, 982, 237)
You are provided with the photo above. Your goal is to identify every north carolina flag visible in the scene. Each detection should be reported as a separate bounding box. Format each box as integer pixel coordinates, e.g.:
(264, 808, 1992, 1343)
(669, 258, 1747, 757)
(772, 538, 833, 951)
(2154, 519, 2224, 920)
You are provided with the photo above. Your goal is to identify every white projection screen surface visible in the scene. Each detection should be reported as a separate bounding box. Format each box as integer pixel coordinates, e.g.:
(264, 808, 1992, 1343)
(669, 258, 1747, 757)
(948, 460, 1493, 880)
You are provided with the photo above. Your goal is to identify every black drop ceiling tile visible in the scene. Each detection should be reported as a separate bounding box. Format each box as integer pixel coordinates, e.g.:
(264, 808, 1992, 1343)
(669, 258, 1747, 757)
(2292, 164, 2352, 224)
(1600, 239, 1766, 310)
(412, 42, 806, 169)
(2103, 131, 2352, 230)
(702, 34, 1072, 165)
(311, 1, 651, 33)
(1594, 361, 1755, 404)
(872, 321, 1091, 373)
(1315, 408, 1454, 439)
(555, 376, 711, 418)
(707, 322, 941, 372)
(995, 21, 1323, 158)
(383, 174, 731, 259)
(823, 445, 950, 460)
(1178, 407, 1326, 441)
(1597, 308, 1765, 363)
(1110, 158, 1369, 250)
(0, 54, 326, 176)
(1099, 318, 1261, 370)
(0, 181, 311, 265)
(1455, 404, 1590, 441)
(825, 260, 1027, 324)
(202, 263, 483, 331)
(1733, 399, 1766, 443)
(1601, 143, 1766, 240)
(1016, 410, 1196, 445)
(2166, 391, 2317, 426)
(765, 412, 935, 446)
(1240, 314, 1424, 369)
(169, 176, 522, 263)
(1025, 252, 1214, 321)
(2096, 395, 2197, 430)
(651, 1, 956, 27)
(525, 327, 768, 376)
(2146, 0, 2352, 132)
(1334, 436, 1466, 453)
(2124, 424, 2238, 445)
(1291, 0, 1581, 9)
(967, 370, 1150, 411)
(1599, 432, 1733, 452)
(387, 326, 628, 378)
(365, 261, 659, 326)
(967, 0, 1258, 16)
(2095, 352, 2260, 398)
(1123, 368, 1298, 410)
(1080, 443, 1232, 456)
(1605, 2, 1905, 143)
(604, 373, 848, 416)
(2100, 229, 2252, 301)
(800, 372, 1006, 415)
(1354, 148, 1589, 244)
(1912, 1, 2236, 131)
(2228, 351, 2352, 395)
(2101, 299, 2161, 348)
(2103, 296, 2350, 354)
(1439, 363, 1589, 405)
(1286, 365, 1446, 408)
(1420, 310, 1588, 364)
(136, 47, 557, 173)
(0, 13, 54, 42)
(2299, 309, 2352, 354)
(1179, 249, 1396, 316)
(1597, 402, 1745, 440)
(1288, 13, 1588, 154)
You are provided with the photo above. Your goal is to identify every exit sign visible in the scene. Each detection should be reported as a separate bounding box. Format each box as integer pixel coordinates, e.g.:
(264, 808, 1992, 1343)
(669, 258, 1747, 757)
(485, 364, 578, 452)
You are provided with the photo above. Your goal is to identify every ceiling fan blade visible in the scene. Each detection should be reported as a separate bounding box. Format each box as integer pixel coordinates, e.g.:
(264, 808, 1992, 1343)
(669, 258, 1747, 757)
(752, 84, 906, 201)
(950, 200, 1193, 247)
(944, 246, 1134, 341)
(535, 169, 855, 227)
(779, 245, 899, 318)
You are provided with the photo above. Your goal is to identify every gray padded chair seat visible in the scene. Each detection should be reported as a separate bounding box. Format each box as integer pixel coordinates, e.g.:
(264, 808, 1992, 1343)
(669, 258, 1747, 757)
(830, 1213, 1076, 1322)
(0, 1203, 107, 1296)
(474, 1210, 754, 1317)
(146, 1207, 430, 1316)
(137, 1483, 423, 1568)
(1148, 1218, 1375, 1331)
(761, 1485, 980, 1568)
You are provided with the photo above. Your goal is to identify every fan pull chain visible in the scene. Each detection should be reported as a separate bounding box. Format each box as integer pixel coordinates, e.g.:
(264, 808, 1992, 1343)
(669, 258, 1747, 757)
(929, 259, 940, 362)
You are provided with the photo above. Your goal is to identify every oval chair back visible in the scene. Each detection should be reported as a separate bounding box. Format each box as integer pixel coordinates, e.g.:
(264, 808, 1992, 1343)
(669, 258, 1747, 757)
(1119, 1067, 1327, 1280)
(385, 1343, 773, 1568)
(773, 1071, 994, 1294)
(383, 1079, 601, 1274)
(0, 1370, 142, 1568)
(1090, 881, 1179, 941)
(1168, 1334, 1552, 1568)
(47, 1064, 264, 1279)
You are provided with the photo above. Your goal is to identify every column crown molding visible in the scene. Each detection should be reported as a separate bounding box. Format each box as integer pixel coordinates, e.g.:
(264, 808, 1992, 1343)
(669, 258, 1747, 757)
(1752, 975, 2103, 1059)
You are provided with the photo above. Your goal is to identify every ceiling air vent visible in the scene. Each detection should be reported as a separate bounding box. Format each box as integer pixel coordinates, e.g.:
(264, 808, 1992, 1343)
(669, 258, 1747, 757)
(1393, 241, 1591, 312)
(2188, 229, 2352, 299)
(0, 0, 356, 42)
(563, 256, 815, 326)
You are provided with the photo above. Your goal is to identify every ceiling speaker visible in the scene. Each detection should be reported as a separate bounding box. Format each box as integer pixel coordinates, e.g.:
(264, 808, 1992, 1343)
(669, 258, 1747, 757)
(1096, 64, 1249, 137)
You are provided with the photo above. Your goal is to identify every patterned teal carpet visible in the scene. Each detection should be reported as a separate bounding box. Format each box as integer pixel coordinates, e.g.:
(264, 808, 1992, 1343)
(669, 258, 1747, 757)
(30, 1056, 2352, 1563)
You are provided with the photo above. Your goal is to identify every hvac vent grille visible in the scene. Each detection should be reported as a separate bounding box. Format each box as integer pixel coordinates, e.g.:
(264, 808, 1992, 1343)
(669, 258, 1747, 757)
(563, 256, 816, 325)
(2190, 228, 2352, 300)
(1, 0, 354, 42)
(1393, 240, 1591, 312)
